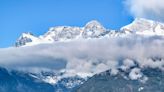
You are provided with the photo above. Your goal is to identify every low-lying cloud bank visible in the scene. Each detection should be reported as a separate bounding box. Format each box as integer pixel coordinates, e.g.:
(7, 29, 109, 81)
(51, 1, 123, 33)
(0, 36, 164, 76)
(125, 0, 164, 22)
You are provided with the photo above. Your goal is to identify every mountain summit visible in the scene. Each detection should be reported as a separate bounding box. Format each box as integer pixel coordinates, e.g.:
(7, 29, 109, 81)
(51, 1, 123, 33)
(15, 32, 39, 47)
(121, 18, 164, 35)
(83, 20, 106, 38)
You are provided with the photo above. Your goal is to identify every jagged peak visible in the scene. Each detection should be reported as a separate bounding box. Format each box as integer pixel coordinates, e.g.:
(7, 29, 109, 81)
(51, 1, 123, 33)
(15, 32, 40, 47)
(44, 26, 82, 37)
(20, 32, 34, 38)
(85, 20, 104, 28)
(48, 26, 82, 31)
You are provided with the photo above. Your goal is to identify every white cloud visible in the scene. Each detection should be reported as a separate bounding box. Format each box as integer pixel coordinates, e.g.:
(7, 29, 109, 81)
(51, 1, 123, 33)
(0, 36, 164, 76)
(124, 0, 164, 22)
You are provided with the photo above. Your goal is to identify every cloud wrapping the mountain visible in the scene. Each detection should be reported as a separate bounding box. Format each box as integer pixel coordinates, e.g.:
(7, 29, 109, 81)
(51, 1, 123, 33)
(125, 0, 164, 22)
(0, 36, 164, 76)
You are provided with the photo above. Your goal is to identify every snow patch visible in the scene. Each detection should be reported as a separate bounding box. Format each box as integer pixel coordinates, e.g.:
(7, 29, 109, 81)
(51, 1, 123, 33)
(129, 68, 142, 80)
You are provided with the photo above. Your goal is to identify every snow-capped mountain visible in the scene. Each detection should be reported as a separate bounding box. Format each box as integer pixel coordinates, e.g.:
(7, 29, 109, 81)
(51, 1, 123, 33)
(121, 18, 164, 36)
(15, 20, 107, 47)
(15, 18, 164, 47)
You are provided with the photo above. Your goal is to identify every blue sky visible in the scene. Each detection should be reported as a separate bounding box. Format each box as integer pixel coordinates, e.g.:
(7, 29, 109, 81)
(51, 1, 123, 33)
(0, 0, 133, 47)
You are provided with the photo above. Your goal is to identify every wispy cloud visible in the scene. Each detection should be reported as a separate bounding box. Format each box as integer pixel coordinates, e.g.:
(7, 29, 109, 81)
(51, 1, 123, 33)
(124, 0, 164, 22)
(0, 36, 164, 76)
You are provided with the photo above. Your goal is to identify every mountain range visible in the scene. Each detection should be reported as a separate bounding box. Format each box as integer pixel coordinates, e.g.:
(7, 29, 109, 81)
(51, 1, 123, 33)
(0, 18, 164, 92)
(15, 18, 164, 47)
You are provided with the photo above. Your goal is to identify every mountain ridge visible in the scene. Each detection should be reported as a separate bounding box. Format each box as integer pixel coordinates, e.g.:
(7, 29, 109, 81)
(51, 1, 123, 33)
(15, 18, 164, 47)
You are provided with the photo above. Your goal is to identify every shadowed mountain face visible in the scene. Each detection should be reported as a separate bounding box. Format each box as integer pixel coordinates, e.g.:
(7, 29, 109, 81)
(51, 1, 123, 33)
(75, 68, 164, 92)
(0, 67, 85, 92)
(0, 67, 54, 92)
